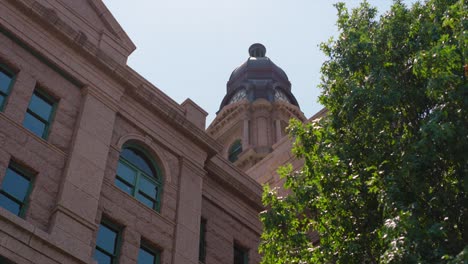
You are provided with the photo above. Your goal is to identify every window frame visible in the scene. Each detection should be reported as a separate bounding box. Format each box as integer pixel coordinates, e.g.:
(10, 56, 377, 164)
(228, 139, 243, 163)
(233, 243, 249, 264)
(138, 242, 161, 264)
(24, 88, 57, 139)
(0, 64, 16, 112)
(94, 219, 122, 264)
(115, 144, 163, 212)
(199, 218, 207, 263)
(0, 161, 34, 218)
(0, 255, 14, 264)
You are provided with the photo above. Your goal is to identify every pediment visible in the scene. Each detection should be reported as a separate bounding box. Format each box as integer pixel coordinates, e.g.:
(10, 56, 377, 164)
(40, 0, 136, 59)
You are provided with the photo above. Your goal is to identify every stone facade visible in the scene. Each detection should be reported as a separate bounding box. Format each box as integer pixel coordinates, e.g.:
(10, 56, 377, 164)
(0, 0, 263, 263)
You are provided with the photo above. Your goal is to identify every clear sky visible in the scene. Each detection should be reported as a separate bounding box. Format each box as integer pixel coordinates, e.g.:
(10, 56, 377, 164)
(103, 0, 415, 125)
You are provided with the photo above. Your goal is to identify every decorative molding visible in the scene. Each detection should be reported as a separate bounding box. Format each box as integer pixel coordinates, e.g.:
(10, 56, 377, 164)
(2, 0, 222, 158)
(0, 208, 90, 264)
(52, 204, 98, 231)
(128, 85, 223, 156)
(205, 155, 263, 211)
(101, 179, 176, 227)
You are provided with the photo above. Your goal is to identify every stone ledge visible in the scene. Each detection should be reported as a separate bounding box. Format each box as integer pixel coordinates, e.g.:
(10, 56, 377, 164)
(0, 112, 67, 157)
(205, 155, 263, 211)
(2, 0, 222, 158)
(0, 208, 92, 264)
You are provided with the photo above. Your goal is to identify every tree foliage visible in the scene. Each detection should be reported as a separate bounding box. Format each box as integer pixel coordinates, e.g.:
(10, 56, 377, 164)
(260, 0, 467, 263)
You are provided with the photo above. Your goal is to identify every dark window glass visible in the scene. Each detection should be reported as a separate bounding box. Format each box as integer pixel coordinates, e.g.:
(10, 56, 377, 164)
(116, 146, 162, 211)
(228, 140, 243, 162)
(23, 90, 56, 139)
(121, 148, 155, 177)
(0, 255, 14, 264)
(28, 92, 54, 120)
(116, 162, 136, 184)
(0, 67, 13, 111)
(23, 112, 47, 137)
(94, 222, 120, 264)
(234, 244, 248, 264)
(0, 193, 21, 215)
(199, 219, 206, 263)
(97, 224, 118, 253)
(138, 246, 159, 264)
(0, 164, 32, 217)
(0, 68, 13, 94)
(136, 193, 155, 209)
(94, 250, 112, 264)
(138, 176, 157, 197)
(114, 178, 133, 195)
(2, 168, 30, 201)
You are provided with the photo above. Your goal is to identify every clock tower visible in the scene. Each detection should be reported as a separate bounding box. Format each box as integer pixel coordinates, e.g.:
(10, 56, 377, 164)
(207, 44, 306, 170)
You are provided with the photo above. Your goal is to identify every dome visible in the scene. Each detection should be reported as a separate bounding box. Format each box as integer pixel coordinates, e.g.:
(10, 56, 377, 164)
(227, 43, 289, 86)
(218, 44, 299, 112)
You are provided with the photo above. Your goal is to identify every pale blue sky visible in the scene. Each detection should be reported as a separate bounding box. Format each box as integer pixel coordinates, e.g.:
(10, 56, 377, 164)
(104, 0, 415, 125)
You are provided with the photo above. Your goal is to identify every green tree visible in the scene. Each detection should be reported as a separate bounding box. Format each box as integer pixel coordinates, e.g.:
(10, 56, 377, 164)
(260, 0, 467, 263)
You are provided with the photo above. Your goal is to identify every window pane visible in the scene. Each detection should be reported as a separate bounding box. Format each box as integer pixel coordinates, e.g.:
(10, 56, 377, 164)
(0, 70, 12, 94)
(94, 249, 112, 264)
(138, 176, 157, 198)
(116, 161, 136, 184)
(121, 148, 155, 177)
(0, 255, 15, 264)
(199, 219, 206, 263)
(2, 168, 30, 201)
(0, 95, 5, 109)
(229, 140, 243, 162)
(136, 193, 155, 209)
(138, 247, 156, 264)
(234, 245, 248, 264)
(0, 194, 21, 215)
(23, 112, 46, 137)
(96, 224, 118, 254)
(115, 178, 133, 195)
(28, 92, 53, 121)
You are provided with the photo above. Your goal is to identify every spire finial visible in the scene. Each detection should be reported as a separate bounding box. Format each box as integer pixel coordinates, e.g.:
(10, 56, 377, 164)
(249, 43, 266, 57)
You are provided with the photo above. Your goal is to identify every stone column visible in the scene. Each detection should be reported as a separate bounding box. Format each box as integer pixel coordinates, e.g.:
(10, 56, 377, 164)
(275, 119, 282, 143)
(242, 119, 250, 149)
(172, 158, 205, 264)
(49, 88, 119, 261)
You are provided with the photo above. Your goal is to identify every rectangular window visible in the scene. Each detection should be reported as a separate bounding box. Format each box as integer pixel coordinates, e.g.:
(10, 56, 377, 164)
(234, 243, 248, 264)
(0, 162, 33, 217)
(199, 218, 206, 263)
(0, 66, 14, 111)
(138, 243, 160, 264)
(0, 255, 14, 264)
(23, 89, 56, 139)
(94, 221, 121, 264)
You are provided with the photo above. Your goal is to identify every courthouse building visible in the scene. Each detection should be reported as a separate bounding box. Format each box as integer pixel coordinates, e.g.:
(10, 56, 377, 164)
(0, 0, 321, 263)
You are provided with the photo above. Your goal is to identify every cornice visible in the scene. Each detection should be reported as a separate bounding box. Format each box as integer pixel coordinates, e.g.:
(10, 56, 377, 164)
(207, 101, 249, 136)
(0, 208, 91, 264)
(1, 0, 222, 157)
(128, 85, 222, 156)
(205, 155, 263, 211)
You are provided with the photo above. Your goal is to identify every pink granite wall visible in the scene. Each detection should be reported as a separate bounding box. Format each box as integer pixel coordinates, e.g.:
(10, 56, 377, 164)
(0, 1, 265, 263)
(0, 31, 81, 232)
(202, 180, 262, 264)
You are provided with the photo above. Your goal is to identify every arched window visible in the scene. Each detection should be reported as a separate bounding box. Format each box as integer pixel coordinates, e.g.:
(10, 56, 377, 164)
(115, 145, 162, 211)
(228, 139, 242, 163)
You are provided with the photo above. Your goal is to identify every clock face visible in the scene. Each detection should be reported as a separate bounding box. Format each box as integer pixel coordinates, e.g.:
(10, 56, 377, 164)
(229, 89, 247, 104)
(274, 89, 290, 103)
